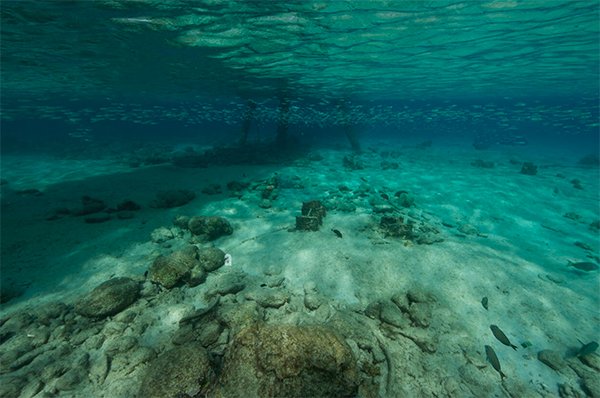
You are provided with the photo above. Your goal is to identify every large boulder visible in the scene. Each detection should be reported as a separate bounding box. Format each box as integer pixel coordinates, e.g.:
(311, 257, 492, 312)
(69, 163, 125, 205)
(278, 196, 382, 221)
(149, 255, 191, 289)
(215, 323, 360, 398)
(188, 216, 233, 241)
(198, 247, 226, 272)
(138, 344, 213, 398)
(149, 190, 195, 208)
(74, 277, 139, 318)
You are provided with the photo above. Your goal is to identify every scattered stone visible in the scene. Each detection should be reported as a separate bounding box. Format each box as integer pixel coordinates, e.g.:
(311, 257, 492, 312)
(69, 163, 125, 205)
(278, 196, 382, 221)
(381, 160, 399, 170)
(0, 179, 7, 185)
(564, 212, 582, 221)
(149, 189, 195, 208)
(471, 159, 494, 168)
(46, 207, 70, 220)
(84, 212, 110, 224)
(364, 301, 382, 320)
(337, 200, 356, 213)
(574, 241, 595, 252)
(458, 224, 479, 235)
(343, 155, 364, 171)
(149, 255, 191, 289)
(258, 199, 272, 209)
(304, 293, 323, 310)
(73, 196, 106, 216)
(573, 182, 584, 190)
(173, 215, 190, 229)
(36, 301, 68, 325)
(302, 200, 327, 220)
(18, 378, 43, 398)
(202, 183, 222, 195)
(408, 302, 431, 328)
(391, 293, 410, 312)
(150, 226, 175, 244)
(407, 290, 430, 304)
(416, 140, 433, 149)
(380, 301, 409, 329)
(538, 349, 567, 371)
(308, 153, 324, 161)
(556, 173, 566, 178)
(266, 275, 285, 288)
(172, 152, 208, 168)
(520, 162, 538, 175)
(579, 154, 600, 166)
(138, 344, 213, 398)
(188, 216, 233, 241)
(198, 247, 226, 272)
(380, 216, 413, 239)
(226, 181, 249, 192)
(545, 273, 565, 284)
(189, 267, 207, 287)
(338, 184, 350, 192)
(416, 236, 444, 245)
(117, 211, 133, 219)
(0, 375, 28, 398)
(394, 191, 415, 207)
(245, 289, 287, 308)
(117, 199, 140, 211)
(55, 368, 85, 392)
(74, 277, 140, 319)
(14, 188, 43, 196)
(214, 323, 359, 398)
(296, 216, 321, 231)
(199, 322, 223, 347)
(0, 284, 25, 304)
(591, 220, 600, 230)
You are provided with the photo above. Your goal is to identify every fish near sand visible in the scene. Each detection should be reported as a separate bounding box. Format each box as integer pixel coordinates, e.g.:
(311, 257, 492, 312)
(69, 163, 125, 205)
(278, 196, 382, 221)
(490, 325, 518, 350)
(332, 229, 342, 238)
(481, 297, 488, 310)
(567, 261, 599, 271)
(485, 345, 506, 380)
(576, 340, 599, 357)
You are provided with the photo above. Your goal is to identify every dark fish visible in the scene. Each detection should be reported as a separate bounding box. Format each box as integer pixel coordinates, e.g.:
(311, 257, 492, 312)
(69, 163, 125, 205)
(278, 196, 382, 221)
(332, 229, 342, 238)
(567, 261, 599, 271)
(490, 325, 518, 350)
(380, 193, 389, 200)
(576, 340, 599, 357)
(485, 345, 506, 380)
(481, 297, 488, 310)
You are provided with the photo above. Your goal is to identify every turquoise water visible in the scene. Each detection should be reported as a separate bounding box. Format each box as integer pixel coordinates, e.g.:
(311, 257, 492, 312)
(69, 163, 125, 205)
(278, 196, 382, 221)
(1, 2, 599, 398)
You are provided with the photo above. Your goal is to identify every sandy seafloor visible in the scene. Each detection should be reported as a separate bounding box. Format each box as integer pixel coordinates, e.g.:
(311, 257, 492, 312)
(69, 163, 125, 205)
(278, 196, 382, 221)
(1, 138, 599, 398)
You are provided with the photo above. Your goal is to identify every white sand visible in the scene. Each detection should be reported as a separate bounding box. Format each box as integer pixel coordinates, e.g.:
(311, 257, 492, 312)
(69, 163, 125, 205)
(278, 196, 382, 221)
(1, 140, 599, 394)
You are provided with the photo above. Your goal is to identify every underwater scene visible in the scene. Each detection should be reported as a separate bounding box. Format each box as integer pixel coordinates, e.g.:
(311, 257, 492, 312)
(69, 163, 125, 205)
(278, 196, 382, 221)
(1, 1, 599, 397)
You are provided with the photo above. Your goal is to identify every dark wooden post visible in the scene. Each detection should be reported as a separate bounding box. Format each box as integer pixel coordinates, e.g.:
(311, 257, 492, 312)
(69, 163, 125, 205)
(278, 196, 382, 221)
(238, 100, 257, 147)
(276, 97, 290, 150)
(338, 99, 361, 152)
